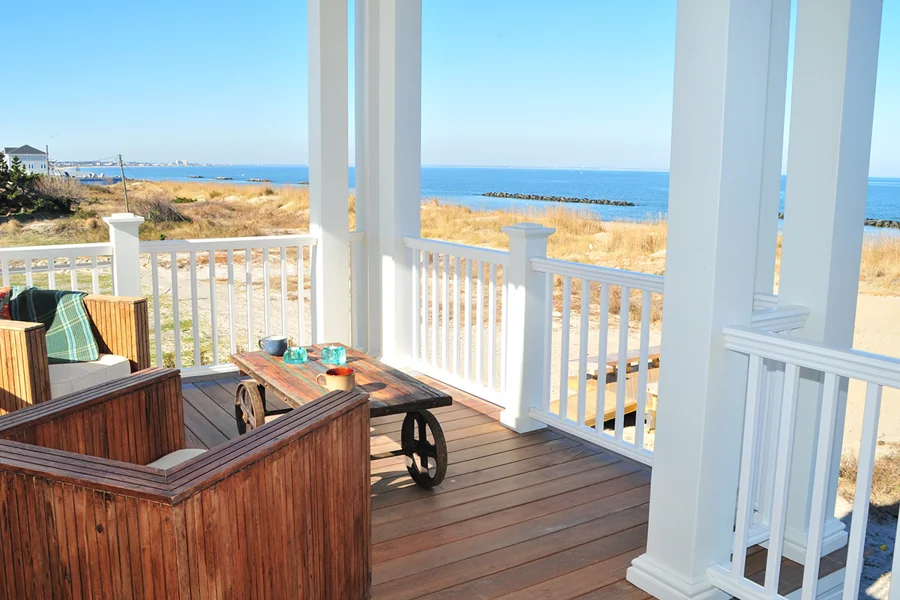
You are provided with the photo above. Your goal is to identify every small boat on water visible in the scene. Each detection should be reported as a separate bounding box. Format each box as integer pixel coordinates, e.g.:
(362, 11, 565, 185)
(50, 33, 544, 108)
(215, 176, 234, 180)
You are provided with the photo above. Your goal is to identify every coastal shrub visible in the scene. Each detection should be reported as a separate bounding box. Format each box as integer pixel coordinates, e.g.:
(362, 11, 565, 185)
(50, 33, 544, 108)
(72, 207, 98, 219)
(262, 187, 276, 196)
(172, 196, 197, 204)
(33, 176, 89, 214)
(840, 448, 900, 520)
(134, 191, 191, 224)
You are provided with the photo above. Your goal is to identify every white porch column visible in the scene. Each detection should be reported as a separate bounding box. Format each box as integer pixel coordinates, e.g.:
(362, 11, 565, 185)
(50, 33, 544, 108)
(376, 0, 422, 364)
(355, 0, 382, 356)
(777, 0, 884, 563)
(500, 223, 554, 433)
(308, 0, 350, 345)
(626, 1, 778, 599)
(754, 0, 791, 295)
(104, 213, 145, 297)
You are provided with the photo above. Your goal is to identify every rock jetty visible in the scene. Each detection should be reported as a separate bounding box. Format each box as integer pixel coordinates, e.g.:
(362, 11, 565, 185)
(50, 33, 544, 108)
(482, 191, 634, 207)
(778, 213, 900, 229)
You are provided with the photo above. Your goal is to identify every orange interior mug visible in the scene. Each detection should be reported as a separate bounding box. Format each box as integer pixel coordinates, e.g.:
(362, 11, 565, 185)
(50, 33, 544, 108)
(316, 367, 356, 392)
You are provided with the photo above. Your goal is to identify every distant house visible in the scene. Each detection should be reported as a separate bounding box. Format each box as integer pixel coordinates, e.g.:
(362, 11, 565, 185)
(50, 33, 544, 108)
(3, 145, 48, 176)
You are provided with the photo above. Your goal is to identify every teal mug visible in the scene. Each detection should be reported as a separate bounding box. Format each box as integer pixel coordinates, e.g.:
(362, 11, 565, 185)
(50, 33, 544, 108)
(259, 335, 288, 356)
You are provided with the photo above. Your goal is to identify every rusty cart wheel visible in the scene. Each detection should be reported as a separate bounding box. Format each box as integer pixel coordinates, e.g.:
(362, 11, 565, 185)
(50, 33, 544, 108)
(401, 410, 447, 489)
(234, 381, 266, 435)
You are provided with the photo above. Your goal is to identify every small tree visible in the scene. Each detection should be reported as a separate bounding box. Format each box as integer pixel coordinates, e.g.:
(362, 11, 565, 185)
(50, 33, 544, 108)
(0, 152, 78, 215)
(0, 153, 40, 215)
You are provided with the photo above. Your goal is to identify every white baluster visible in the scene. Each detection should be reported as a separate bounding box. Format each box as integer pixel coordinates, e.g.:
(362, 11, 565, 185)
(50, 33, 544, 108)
(802, 372, 842, 600)
(577, 279, 590, 426)
(209, 250, 219, 365)
(190, 250, 200, 366)
(442, 254, 449, 370)
(476, 261, 484, 384)
(764, 362, 802, 596)
(280, 246, 288, 337)
(151, 254, 162, 366)
(47, 256, 56, 288)
(263, 247, 271, 336)
(615, 286, 630, 441)
(732, 355, 765, 578)
(558, 276, 572, 420)
(635, 290, 652, 449)
(171, 251, 182, 369)
(227, 249, 237, 354)
(488, 263, 497, 391)
(595, 284, 609, 432)
(842, 382, 884, 600)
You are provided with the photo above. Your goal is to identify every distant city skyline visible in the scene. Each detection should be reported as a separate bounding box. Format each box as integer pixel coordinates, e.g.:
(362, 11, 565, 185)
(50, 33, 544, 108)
(2, 1, 899, 176)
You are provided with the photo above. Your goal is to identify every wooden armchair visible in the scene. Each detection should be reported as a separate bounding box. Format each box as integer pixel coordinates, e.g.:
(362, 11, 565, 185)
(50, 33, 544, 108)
(0, 368, 372, 599)
(0, 294, 151, 414)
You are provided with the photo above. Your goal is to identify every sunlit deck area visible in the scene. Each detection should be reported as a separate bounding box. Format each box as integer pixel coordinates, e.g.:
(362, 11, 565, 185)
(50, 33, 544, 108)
(179, 373, 838, 600)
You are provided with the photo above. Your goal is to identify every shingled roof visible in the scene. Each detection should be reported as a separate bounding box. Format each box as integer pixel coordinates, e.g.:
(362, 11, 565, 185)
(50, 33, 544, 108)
(4, 145, 46, 155)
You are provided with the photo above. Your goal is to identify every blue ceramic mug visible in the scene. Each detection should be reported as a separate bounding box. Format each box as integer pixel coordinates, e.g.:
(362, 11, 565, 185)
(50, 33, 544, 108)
(258, 335, 288, 356)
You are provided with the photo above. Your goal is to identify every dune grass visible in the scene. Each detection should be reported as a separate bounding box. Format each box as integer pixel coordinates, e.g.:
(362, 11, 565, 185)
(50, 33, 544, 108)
(1, 179, 898, 296)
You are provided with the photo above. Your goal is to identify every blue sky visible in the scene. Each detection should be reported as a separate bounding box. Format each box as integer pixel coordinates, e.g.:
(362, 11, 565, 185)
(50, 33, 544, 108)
(2, 1, 898, 175)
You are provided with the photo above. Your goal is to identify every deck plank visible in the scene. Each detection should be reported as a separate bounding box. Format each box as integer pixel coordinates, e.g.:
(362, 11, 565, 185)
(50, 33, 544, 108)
(180, 371, 836, 600)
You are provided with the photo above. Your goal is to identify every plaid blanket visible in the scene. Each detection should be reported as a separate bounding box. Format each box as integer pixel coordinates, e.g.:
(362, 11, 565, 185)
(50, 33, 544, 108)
(11, 288, 100, 364)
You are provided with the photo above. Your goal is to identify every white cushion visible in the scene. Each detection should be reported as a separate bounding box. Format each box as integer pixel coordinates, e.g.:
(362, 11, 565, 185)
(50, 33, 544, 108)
(146, 448, 207, 470)
(48, 354, 132, 399)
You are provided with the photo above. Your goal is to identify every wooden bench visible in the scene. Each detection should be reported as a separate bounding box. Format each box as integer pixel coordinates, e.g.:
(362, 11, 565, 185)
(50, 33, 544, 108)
(552, 346, 662, 427)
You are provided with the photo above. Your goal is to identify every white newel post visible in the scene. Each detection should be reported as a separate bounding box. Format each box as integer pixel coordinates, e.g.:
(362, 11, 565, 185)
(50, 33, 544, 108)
(626, 0, 776, 599)
(777, 0, 883, 563)
(500, 223, 554, 433)
(308, 0, 350, 345)
(376, 0, 422, 365)
(104, 213, 144, 297)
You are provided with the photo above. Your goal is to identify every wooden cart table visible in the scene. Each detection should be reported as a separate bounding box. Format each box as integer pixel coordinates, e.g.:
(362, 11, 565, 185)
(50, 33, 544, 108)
(231, 344, 453, 488)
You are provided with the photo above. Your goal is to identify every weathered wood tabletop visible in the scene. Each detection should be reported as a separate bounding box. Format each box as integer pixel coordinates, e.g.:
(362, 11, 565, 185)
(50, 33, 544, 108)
(232, 344, 453, 417)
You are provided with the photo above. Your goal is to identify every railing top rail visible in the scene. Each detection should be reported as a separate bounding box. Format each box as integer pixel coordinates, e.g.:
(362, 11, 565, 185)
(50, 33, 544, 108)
(140, 234, 318, 253)
(530, 257, 665, 293)
(723, 325, 900, 389)
(748, 305, 810, 332)
(403, 236, 510, 266)
(0, 242, 114, 259)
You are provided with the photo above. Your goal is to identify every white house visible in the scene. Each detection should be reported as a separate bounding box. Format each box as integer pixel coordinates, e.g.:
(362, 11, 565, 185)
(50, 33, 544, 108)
(3, 144, 48, 176)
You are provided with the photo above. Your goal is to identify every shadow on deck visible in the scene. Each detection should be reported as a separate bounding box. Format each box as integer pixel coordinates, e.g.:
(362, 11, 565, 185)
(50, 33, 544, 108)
(180, 373, 840, 600)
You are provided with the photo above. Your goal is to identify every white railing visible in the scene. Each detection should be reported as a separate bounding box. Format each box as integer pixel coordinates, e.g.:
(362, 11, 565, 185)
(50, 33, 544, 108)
(709, 326, 900, 600)
(406, 237, 510, 406)
(0, 242, 115, 294)
(140, 234, 318, 374)
(529, 257, 665, 466)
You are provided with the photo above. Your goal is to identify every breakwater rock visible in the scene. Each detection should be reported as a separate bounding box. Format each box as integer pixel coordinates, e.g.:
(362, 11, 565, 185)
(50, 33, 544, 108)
(778, 213, 900, 229)
(482, 191, 635, 207)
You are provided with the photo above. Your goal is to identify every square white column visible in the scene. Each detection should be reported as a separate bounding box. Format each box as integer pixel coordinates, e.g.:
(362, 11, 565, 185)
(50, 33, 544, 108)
(626, 1, 778, 598)
(308, 0, 350, 345)
(777, 0, 884, 563)
(376, 0, 422, 365)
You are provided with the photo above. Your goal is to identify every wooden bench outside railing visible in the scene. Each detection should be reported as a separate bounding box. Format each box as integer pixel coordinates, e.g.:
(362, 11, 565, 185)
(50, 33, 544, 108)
(0, 368, 371, 599)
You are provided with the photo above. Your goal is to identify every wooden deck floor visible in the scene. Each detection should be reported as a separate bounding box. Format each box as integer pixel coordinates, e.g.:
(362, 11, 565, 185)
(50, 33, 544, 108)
(181, 373, 840, 600)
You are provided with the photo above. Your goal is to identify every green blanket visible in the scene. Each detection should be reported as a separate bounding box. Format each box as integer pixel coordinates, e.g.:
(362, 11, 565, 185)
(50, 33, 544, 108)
(11, 288, 100, 364)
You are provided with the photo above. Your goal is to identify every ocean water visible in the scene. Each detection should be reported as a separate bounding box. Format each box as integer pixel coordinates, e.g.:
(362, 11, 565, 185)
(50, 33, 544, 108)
(98, 164, 900, 226)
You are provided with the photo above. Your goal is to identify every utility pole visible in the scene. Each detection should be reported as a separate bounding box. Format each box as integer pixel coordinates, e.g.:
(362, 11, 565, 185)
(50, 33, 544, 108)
(118, 154, 130, 212)
(45, 145, 50, 177)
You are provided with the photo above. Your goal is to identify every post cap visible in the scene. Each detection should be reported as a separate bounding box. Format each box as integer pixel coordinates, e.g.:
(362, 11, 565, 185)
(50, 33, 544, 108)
(501, 222, 555, 238)
(103, 213, 145, 226)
